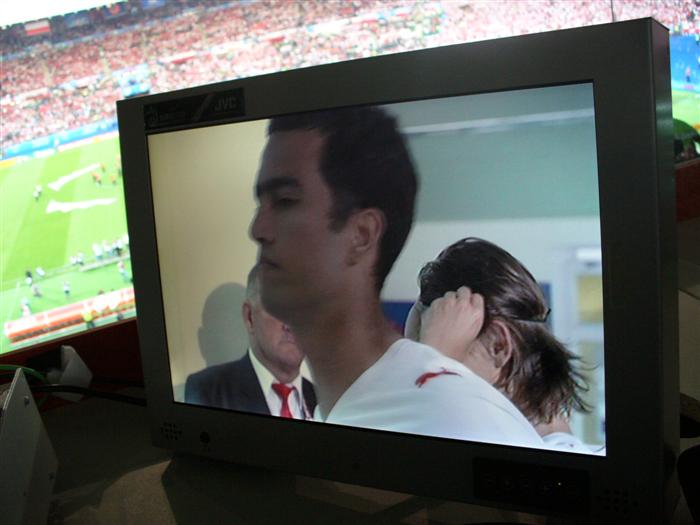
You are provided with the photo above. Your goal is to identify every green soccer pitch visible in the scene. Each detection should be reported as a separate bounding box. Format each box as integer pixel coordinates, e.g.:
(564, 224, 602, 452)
(0, 135, 133, 354)
(673, 88, 700, 130)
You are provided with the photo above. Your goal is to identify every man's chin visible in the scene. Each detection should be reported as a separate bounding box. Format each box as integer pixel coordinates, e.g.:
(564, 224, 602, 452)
(279, 347, 304, 364)
(260, 288, 296, 324)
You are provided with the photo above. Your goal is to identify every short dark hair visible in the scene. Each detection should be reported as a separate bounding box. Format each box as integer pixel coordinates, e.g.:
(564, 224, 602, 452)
(268, 106, 418, 291)
(418, 237, 590, 424)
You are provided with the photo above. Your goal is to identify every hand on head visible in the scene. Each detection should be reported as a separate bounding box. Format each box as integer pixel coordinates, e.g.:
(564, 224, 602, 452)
(414, 286, 485, 361)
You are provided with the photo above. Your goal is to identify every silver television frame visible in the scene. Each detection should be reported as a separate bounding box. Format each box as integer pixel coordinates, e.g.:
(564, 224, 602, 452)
(117, 19, 677, 523)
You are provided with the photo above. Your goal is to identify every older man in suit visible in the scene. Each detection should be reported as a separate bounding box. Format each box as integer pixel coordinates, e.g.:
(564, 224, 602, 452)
(185, 268, 316, 418)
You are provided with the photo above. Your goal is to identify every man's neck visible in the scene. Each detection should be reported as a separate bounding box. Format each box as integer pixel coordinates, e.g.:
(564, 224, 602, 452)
(291, 300, 400, 420)
(249, 347, 299, 385)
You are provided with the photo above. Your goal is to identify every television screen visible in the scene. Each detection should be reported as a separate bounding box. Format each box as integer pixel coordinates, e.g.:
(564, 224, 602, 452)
(118, 18, 677, 523)
(147, 83, 606, 454)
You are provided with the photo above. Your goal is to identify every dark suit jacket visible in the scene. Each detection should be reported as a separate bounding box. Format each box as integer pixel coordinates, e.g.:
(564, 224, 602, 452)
(184, 353, 316, 416)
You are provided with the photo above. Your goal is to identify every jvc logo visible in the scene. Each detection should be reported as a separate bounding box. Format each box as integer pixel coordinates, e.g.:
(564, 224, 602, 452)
(213, 96, 238, 112)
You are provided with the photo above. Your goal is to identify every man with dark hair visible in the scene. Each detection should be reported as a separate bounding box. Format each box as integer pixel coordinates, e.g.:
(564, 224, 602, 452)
(185, 268, 316, 418)
(250, 107, 543, 446)
(265, 107, 416, 292)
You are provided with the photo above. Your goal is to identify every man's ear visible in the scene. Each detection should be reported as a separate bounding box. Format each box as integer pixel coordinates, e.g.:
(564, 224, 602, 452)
(484, 319, 514, 369)
(241, 300, 254, 333)
(346, 208, 385, 265)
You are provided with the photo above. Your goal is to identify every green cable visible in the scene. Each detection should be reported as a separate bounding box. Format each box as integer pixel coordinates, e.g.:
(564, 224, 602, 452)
(0, 365, 49, 385)
(0, 365, 51, 407)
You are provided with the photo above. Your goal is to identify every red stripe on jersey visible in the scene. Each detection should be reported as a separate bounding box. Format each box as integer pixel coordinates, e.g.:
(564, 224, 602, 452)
(415, 368, 461, 387)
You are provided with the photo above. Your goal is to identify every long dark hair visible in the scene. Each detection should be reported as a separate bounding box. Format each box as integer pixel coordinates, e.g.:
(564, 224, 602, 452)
(418, 237, 590, 424)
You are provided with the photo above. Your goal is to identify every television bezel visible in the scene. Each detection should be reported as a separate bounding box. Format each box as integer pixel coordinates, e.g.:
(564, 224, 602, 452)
(117, 19, 677, 522)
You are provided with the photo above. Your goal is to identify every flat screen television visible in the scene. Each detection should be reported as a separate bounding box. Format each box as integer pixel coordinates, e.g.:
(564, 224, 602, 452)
(117, 19, 677, 523)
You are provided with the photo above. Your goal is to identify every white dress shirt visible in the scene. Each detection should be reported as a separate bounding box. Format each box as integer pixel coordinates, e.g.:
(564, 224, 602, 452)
(248, 349, 307, 419)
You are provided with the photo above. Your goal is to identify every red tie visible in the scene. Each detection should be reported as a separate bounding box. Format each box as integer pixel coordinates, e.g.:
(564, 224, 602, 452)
(271, 383, 294, 418)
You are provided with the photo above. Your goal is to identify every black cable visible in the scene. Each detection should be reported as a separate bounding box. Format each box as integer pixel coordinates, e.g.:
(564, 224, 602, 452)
(30, 384, 147, 406)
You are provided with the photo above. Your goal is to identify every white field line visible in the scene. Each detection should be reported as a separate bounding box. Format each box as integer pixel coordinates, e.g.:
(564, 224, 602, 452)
(48, 163, 101, 191)
(46, 198, 116, 213)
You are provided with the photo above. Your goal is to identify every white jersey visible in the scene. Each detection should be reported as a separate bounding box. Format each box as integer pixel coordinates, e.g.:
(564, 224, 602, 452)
(316, 338, 543, 449)
(542, 432, 606, 455)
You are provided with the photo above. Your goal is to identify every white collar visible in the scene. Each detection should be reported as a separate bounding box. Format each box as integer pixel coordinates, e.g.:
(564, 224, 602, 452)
(248, 348, 304, 394)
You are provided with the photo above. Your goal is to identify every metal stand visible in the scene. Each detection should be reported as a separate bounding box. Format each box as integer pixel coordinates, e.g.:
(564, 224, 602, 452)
(0, 369, 58, 525)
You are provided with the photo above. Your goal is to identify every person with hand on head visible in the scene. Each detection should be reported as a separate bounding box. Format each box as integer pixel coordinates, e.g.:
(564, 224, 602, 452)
(249, 107, 543, 447)
(405, 237, 596, 453)
(185, 266, 316, 419)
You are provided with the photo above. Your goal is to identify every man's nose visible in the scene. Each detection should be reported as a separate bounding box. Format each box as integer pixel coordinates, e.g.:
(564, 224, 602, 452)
(250, 205, 272, 244)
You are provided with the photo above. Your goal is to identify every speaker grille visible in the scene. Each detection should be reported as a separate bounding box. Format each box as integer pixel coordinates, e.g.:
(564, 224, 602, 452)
(160, 422, 182, 442)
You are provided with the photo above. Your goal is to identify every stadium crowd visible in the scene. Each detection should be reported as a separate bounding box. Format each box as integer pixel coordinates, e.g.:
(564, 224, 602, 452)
(1, 0, 698, 153)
